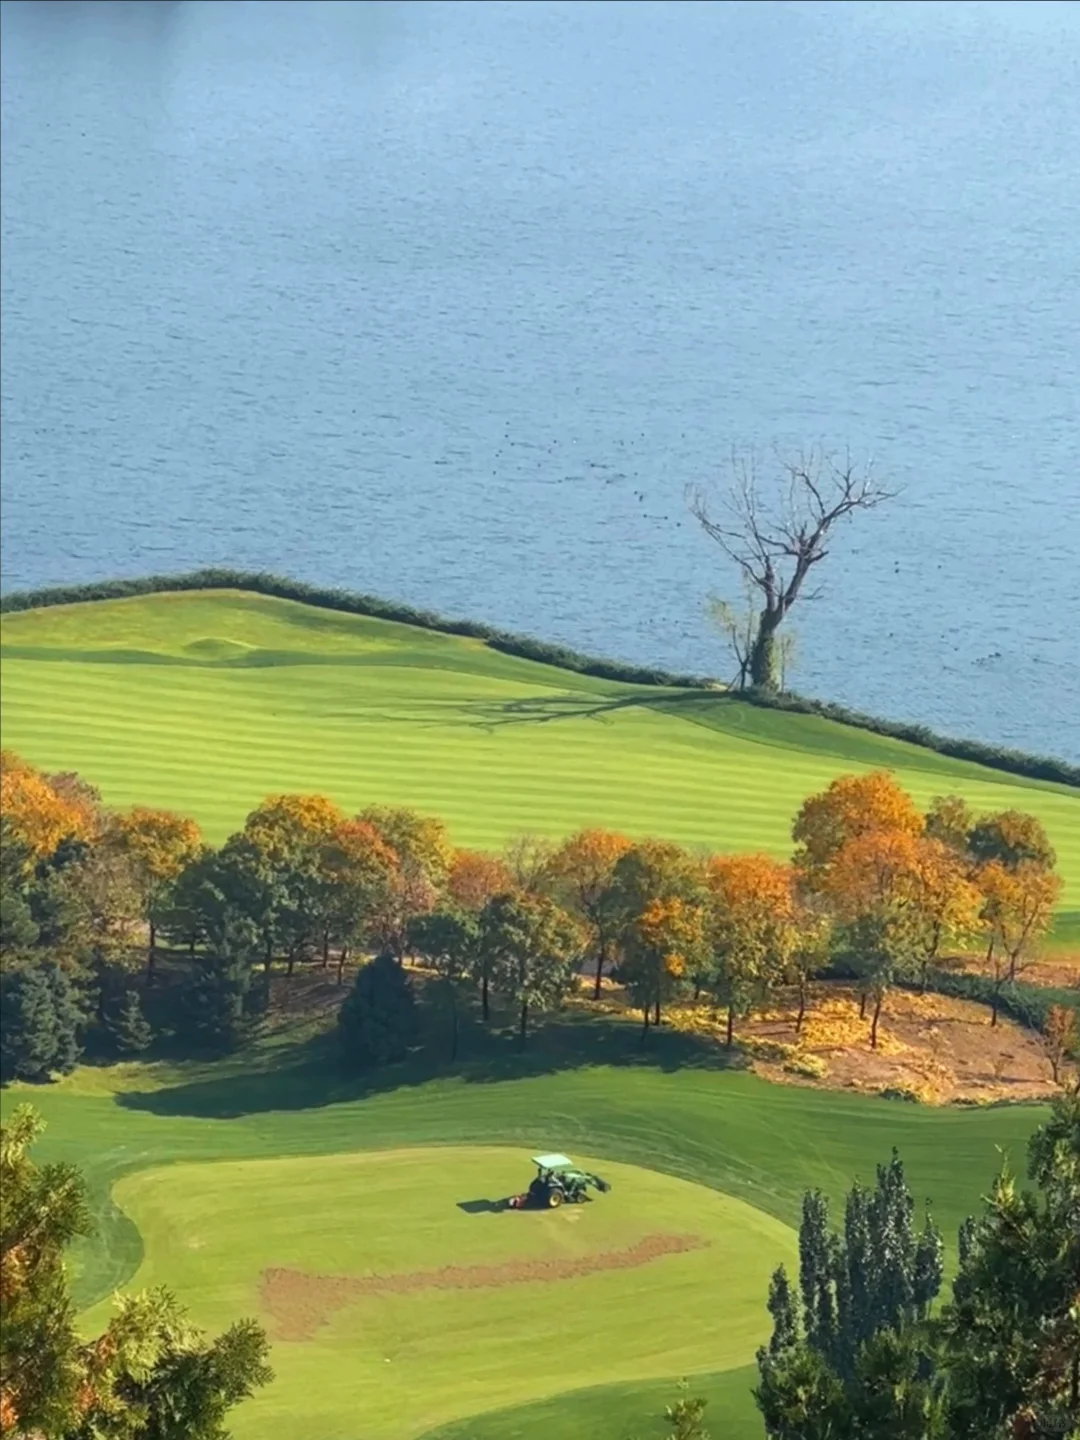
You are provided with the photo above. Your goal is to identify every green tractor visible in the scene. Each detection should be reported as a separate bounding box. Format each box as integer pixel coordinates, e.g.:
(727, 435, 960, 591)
(508, 1153, 612, 1209)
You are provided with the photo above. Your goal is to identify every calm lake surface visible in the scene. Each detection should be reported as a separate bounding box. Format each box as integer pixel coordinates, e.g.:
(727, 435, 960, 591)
(2, 0, 1078, 759)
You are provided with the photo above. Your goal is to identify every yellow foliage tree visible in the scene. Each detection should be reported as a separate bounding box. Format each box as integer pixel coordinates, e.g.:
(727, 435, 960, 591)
(977, 861, 1062, 1023)
(111, 808, 204, 974)
(0, 762, 96, 867)
(546, 829, 633, 997)
(620, 896, 705, 1039)
(707, 854, 798, 1045)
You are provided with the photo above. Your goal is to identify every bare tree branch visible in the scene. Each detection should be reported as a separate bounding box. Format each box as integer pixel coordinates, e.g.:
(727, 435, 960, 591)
(688, 446, 895, 689)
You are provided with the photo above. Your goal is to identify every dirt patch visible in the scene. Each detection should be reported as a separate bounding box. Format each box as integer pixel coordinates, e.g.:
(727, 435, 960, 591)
(741, 984, 1066, 1104)
(260, 1232, 709, 1341)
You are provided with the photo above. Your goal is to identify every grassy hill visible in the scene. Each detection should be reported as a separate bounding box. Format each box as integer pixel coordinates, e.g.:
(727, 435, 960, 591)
(2, 590, 1077, 928)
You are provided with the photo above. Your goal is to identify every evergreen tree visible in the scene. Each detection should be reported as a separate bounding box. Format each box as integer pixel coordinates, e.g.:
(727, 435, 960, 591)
(1, 1106, 272, 1439)
(176, 948, 256, 1056)
(338, 952, 417, 1069)
(0, 962, 82, 1083)
(109, 989, 154, 1056)
(0, 879, 38, 955)
(755, 1151, 944, 1437)
(939, 1086, 1080, 1439)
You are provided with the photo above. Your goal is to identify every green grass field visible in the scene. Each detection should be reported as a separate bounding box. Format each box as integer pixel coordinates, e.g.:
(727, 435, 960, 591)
(2, 590, 1078, 922)
(1, 588, 1075, 1435)
(6, 1047, 1046, 1440)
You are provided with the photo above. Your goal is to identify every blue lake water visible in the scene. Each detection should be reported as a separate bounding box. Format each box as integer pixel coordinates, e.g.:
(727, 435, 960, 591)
(2, 0, 1078, 759)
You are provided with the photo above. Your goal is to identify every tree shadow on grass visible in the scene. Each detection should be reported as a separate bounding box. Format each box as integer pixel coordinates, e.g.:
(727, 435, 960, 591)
(116, 1007, 747, 1122)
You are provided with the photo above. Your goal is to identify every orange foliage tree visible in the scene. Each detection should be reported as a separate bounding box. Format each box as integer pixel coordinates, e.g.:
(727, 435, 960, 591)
(446, 849, 513, 914)
(110, 808, 204, 975)
(606, 841, 706, 1025)
(1042, 1005, 1077, 1086)
(546, 829, 633, 998)
(319, 820, 398, 981)
(792, 770, 923, 888)
(707, 854, 798, 1045)
(359, 807, 453, 956)
(977, 861, 1062, 1023)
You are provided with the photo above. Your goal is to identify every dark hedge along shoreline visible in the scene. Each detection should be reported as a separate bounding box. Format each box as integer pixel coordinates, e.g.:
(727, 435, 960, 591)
(2, 568, 1076, 789)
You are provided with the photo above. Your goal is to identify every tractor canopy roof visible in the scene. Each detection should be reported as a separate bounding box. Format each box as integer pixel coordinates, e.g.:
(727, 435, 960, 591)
(532, 1153, 573, 1170)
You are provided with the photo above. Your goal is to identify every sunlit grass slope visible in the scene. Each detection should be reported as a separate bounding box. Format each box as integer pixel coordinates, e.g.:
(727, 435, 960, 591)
(2, 589, 1077, 911)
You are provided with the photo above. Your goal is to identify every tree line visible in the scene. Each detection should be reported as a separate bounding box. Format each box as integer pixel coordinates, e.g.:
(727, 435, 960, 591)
(0, 748, 1069, 1081)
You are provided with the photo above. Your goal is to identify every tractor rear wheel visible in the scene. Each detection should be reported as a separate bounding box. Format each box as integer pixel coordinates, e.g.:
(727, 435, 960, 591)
(547, 1190, 563, 1208)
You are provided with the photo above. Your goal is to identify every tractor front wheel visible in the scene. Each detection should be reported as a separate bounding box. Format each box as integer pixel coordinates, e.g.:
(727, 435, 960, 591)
(547, 1190, 563, 1208)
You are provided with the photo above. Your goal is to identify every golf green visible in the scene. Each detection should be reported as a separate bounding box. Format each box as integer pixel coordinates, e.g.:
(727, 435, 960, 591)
(8, 1054, 1046, 1439)
(80, 1146, 795, 1440)
(2, 590, 1077, 920)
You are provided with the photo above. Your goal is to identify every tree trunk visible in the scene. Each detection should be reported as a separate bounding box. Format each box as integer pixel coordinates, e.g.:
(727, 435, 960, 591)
(337, 945, 349, 986)
(188, 934, 196, 958)
(870, 992, 884, 1050)
(147, 921, 157, 984)
(264, 937, 273, 974)
(322, 931, 330, 969)
(991, 983, 1000, 1028)
(519, 998, 528, 1048)
(748, 611, 782, 690)
(592, 942, 606, 1000)
(859, 990, 867, 1020)
(481, 969, 490, 1023)
(654, 996, 661, 1027)
(450, 992, 459, 1062)
(795, 979, 807, 1036)
(726, 1004, 735, 1048)
(640, 1007, 650, 1047)
(286, 952, 295, 978)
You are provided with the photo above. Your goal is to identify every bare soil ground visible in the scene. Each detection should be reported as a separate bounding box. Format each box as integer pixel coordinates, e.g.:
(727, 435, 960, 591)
(260, 1233, 709, 1341)
(740, 984, 1065, 1105)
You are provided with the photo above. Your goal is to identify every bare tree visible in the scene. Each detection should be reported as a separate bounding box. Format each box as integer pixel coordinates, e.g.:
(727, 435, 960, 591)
(689, 448, 894, 690)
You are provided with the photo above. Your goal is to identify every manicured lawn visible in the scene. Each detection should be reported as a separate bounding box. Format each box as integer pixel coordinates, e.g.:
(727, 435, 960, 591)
(2, 591, 1077, 925)
(5, 1042, 1046, 1440)
(82, 1146, 794, 1440)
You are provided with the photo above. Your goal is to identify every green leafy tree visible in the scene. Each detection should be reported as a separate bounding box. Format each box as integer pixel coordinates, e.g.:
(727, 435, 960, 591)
(407, 908, 479, 1060)
(0, 1107, 272, 1440)
(663, 1380, 710, 1440)
(0, 880, 39, 956)
(480, 892, 582, 1046)
(108, 990, 154, 1057)
(338, 952, 418, 1068)
(0, 962, 82, 1082)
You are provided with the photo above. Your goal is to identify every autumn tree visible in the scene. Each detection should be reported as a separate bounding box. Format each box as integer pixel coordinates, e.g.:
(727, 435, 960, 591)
(977, 862, 1062, 1020)
(110, 807, 203, 979)
(606, 841, 706, 1027)
(618, 896, 705, 1041)
(502, 834, 557, 895)
(1042, 1006, 1077, 1087)
(924, 794, 976, 859)
(359, 806, 452, 957)
(480, 892, 582, 1046)
(546, 829, 632, 998)
(707, 854, 798, 1046)
(446, 849, 512, 914)
(318, 819, 397, 982)
(788, 899, 832, 1037)
(244, 794, 346, 973)
(407, 908, 479, 1060)
(792, 771, 923, 891)
(0, 758, 97, 867)
(689, 449, 892, 691)
(968, 810, 1056, 873)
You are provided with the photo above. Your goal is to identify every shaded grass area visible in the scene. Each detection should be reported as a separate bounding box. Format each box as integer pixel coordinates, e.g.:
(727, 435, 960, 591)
(2, 591, 1078, 907)
(422, 1364, 761, 1440)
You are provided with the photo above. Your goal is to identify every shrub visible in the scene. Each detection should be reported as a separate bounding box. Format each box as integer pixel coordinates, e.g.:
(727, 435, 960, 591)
(879, 1085, 921, 1103)
(0, 962, 82, 1082)
(901, 968, 1080, 1054)
(783, 1053, 828, 1079)
(338, 953, 417, 1069)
